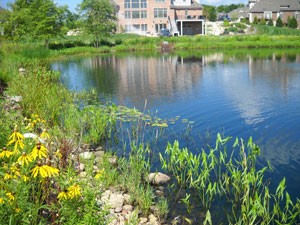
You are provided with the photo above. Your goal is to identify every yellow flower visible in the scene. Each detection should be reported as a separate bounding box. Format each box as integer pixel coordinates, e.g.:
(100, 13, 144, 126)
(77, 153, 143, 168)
(18, 152, 33, 166)
(4, 173, 12, 180)
(95, 169, 105, 180)
(42, 165, 59, 177)
(31, 161, 48, 178)
(7, 127, 25, 151)
(30, 142, 48, 160)
(15, 208, 21, 213)
(0, 198, 4, 204)
(22, 175, 29, 182)
(58, 190, 68, 201)
(6, 192, 15, 202)
(40, 129, 50, 140)
(54, 149, 62, 159)
(67, 184, 81, 199)
(0, 147, 14, 159)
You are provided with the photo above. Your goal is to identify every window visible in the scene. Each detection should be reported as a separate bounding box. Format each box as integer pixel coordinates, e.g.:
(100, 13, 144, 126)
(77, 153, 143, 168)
(141, 24, 147, 31)
(125, 0, 130, 8)
(133, 24, 140, 30)
(154, 8, 167, 18)
(125, 25, 131, 32)
(155, 23, 167, 33)
(155, 0, 165, 2)
(264, 11, 272, 20)
(141, 0, 147, 8)
(132, 0, 139, 8)
(141, 10, 147, 18)
(125, 11, 131, 19)
(132, 11, 140, 19)
(295, 12, 299, 20)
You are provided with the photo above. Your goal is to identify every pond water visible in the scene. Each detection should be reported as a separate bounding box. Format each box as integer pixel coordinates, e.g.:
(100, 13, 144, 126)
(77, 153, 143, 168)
(51, 50, 300, 198)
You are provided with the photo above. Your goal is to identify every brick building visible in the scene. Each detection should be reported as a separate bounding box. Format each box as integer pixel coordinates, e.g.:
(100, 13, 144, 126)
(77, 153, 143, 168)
(114, 0, 204, 36)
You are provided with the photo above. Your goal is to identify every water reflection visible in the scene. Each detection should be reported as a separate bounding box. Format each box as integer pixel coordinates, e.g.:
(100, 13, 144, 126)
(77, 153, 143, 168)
(52, 51, 300, 193)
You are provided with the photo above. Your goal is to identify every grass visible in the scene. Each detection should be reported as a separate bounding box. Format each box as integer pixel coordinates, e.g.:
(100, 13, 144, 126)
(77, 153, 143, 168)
(255, 24, 300, 36)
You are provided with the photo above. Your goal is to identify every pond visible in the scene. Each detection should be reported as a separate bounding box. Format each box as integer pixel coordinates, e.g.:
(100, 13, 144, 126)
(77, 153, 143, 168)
(51, 50, 300, 199)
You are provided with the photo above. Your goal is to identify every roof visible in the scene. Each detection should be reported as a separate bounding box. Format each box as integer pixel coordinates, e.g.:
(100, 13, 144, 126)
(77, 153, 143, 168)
(229, 7, 250, 18)
(170, 1, 202, 10)
(250, 0, 300, 12)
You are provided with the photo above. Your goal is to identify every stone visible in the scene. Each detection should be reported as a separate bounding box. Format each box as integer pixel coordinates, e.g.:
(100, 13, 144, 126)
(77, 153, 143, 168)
(107, 193, 125, 209)
(79, 151, 93, 159)
(79, 163, 85, 171)
(108, 156, 118, 165)
(123, 204, 133, 211)
(148, 214, 159, 225)
(9, 96, 22, 102)
(115, 207, 123, 213)
(123, 194, 131, 204)
(147, 172, 171, 185)
(139, 217, 148, 224)
(155, 190, 164, 197)
(94, 150, 105, 158)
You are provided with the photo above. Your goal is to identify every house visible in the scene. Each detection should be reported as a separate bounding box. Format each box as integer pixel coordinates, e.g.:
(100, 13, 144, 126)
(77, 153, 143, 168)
(113, 0, 204, 36)
(228, 7, 250, 22)
(249, 0, 300, 27)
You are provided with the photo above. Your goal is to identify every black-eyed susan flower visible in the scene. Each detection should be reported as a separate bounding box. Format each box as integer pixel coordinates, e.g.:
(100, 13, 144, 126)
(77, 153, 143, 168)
(0, 198, 4, 204)
(95, 169, 105, 180)
(58, 190, 68, 201)
(7, 126, 25, 151)
(54, 149, 62, 159)
(22, 175, 29, 182)
(67, 184, 81, 199)
(42, 165, 59, 177)
(6, 192, 15, 202)
(30, 142, 48, 160)
(40, 129, 50, 140)
(31, 161, 48, 178)
(18, 152, 33, 166)
(4, 173, 13, 180)
(0, 147, 13, 159)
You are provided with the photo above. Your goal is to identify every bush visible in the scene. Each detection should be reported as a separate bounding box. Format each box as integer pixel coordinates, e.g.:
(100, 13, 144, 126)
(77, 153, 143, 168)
(288, 16, 298, 29)
(267, 19, 274, 26)
(276, 17, 283, 27)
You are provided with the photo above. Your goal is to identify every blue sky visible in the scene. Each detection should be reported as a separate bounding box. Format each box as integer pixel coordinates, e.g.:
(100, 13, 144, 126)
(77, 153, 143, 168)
(1, 0, 248, 12)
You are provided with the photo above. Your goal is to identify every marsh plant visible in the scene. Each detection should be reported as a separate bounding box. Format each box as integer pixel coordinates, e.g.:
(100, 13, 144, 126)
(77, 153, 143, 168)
(160, 133, 300, 224)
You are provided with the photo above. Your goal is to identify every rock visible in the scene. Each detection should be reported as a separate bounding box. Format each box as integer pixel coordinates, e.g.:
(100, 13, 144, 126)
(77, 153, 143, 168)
(10, 96, 23, 102)
(148, 214, 159, 225)
(18, 68, 26, 74)
(155, 190, 164, 197)
(78, 163, 85, 171)
(123, 194, 131, 204)
(123, 204, 133, 211)
(108, 156, 118, 165)
(139, 217, 148, 224)
(79, 171, 87, 177)
(115, 207, 123, 213)
(94, 150, 105, 158)
(107, 193, 125, 209)
(79, 151, 93, 159)
(147, 172, 171, 185)
(95, 146, 103, 151)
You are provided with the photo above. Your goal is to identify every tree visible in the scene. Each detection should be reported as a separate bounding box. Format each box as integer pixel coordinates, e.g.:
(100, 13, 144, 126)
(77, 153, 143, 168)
(267, 19, 274, 26)
(7, 0, 63, 47)
(79, 0, 117, 48)
(203, 5, 217, 22)
(287, 16, 298, 29)
(276, 16, 283, 27)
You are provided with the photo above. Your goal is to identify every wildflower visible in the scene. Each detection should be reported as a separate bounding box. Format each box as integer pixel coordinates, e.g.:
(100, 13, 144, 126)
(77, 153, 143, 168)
(58, 190, 68, 201)
(67, 184, 81, 199)
(40, 129, 50, 140)
(6, 192, 15, 202)
(7, 126, 25, 151)
(4, 173, 13, 180)
(0, 147, 13, 159)
(22, 175, 29, 182)
(15, 208, 21, 213)
(43, 160, 59, 177)
(95, 169, 105, 180)
(18, 152, 33, 166)
(54, 149, 62, 159)
(10, 164, 21, 178)
(30, 142, 48, 160)
(0, 198, 4, 204)
(31, 161, 48, 178)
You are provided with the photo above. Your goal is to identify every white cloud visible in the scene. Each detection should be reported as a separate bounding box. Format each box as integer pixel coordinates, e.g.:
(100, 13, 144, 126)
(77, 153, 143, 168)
(201, 0, 248, 6)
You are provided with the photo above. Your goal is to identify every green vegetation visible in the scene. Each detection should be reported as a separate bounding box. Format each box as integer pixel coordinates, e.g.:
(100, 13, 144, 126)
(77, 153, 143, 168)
(160, 135, 300, 224)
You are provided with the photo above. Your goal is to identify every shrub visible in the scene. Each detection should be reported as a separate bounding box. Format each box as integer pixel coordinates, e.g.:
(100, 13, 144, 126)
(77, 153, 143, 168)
(288, 16, 298, 29)
(267, 19, 274, 26)
(276, 17, 283, 27)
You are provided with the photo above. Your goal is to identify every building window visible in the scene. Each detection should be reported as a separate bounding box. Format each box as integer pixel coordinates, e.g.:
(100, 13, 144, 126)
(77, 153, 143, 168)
(125, 25, 131, 32)
(141, 10, 147, 18)
(132, 11, 140, 19)
(125, 0, 130, 8)
(295, 12, 299, 20)
(155, 23, 167, 33)
(133, 24, 140, 30)
(132, 0, 139, 8)
(125, 11, 131, 19)
(155, 0, 165, 2)
(154, 8, 167, 18)
(264, 11, 272, 20)
(141, 0, 147, 8)
(141, 24, 147, 31)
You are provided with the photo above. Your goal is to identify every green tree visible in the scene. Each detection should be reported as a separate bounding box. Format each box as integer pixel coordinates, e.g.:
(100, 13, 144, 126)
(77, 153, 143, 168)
(287, 16, 298, 29)
(203, 5, 217, 22)
(267, 19, 273, 26)
(7, 0, 63, 47)
(276, 16, 283, 27)
(79, 0, 117, 48)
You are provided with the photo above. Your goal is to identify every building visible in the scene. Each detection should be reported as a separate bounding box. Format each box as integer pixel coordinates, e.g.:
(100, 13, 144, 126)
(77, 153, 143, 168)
(249, 0, 300, 28)
(114, 0, 204, 36)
